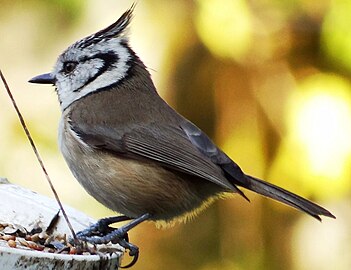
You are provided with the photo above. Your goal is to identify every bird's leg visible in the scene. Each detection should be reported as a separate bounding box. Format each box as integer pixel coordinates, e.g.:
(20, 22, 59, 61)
(77, 213, 150, 243)
(76, 213, 151, 267)
(76, 215, 132, 238)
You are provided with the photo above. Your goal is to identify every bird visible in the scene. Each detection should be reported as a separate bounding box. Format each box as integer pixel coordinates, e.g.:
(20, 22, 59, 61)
(29, 5, 335, 264)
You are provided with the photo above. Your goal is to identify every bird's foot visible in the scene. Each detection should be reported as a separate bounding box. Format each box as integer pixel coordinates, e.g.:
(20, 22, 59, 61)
(74, 213, 150, 268)
(77, 227, 138, 268)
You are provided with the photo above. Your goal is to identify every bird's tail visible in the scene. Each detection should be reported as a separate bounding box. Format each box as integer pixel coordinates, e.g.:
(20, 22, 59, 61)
(240, 175, 335, 221)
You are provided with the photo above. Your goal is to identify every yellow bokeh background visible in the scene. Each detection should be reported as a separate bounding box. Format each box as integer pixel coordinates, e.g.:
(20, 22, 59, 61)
(0, 0, 349, 269)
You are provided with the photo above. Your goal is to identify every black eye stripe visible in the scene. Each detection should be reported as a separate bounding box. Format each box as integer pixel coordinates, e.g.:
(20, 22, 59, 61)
(72, 51, 119, 92)
(80, 51, 119, 65)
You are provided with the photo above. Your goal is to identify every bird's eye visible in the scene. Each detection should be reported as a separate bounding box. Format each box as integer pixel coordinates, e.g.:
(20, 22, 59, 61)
(63, 62, 77, 74)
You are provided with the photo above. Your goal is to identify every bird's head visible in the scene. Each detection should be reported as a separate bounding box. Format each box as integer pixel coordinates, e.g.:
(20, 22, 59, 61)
(29, 6, 139, 111)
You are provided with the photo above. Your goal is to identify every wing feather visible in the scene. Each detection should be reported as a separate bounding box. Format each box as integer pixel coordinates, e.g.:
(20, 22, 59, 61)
(70, 120, 236, 191)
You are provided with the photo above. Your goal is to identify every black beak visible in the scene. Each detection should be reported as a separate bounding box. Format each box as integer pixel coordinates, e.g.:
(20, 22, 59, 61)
(28, 73, 55, 85)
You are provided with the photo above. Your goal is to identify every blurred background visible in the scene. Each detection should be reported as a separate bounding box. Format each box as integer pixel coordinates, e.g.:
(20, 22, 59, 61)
(0, 0, 350, 269)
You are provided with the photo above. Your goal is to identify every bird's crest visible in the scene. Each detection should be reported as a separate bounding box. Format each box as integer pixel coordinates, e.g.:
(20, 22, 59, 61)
(75, 4, 135, 49)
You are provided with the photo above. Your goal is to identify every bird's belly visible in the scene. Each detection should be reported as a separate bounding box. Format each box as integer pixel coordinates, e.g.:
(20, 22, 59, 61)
(59, 125, 221, 223)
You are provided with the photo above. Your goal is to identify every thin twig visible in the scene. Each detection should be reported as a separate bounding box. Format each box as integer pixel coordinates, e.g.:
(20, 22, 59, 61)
(0, 68, 77, 241)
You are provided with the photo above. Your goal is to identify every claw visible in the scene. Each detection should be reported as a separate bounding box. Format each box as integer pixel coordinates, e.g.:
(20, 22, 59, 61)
(118, 238, 140, 268)
(120, 250, 139, 268)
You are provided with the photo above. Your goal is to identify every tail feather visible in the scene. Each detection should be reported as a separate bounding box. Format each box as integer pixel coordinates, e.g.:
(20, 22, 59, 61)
(240, 175, 335, 221)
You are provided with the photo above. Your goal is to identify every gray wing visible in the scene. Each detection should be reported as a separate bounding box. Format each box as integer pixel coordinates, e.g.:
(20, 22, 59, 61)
(70, 117, 334, 220)
(180, 121, 250, 185)
(69, 119, 242, 193)
(181, 121, 335, 221)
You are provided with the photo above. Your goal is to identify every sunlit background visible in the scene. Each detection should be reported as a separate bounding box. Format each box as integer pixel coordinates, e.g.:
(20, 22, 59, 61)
(0, 0, 350, 269)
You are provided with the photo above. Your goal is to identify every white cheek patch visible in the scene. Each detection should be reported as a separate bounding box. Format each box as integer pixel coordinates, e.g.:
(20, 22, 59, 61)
(75, 59, 104, 90)
(56, 59, 104, 104)
(55, 38, 131, 111)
